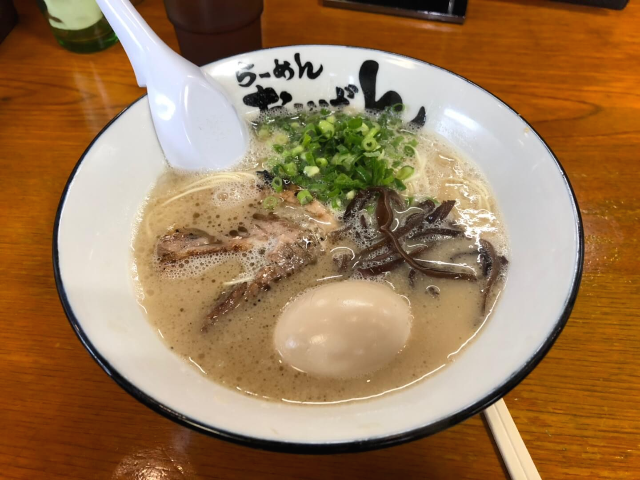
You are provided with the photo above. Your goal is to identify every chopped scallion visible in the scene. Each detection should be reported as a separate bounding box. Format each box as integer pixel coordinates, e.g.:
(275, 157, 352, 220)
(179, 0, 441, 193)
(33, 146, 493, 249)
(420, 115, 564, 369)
(273, 132, 289, 145)
(297, 189, 313, 205)
(404, 145, 415, 157)
(362, 137, 378, 151)
(262, 196, 279, 210)
(393, 178, 407, 191)
(283, 162, 297, 176)
(348, 118, 363, 129)
(318, 120, 335, 137)
(304, 165, 320, 177)
(255, 105, 430, 208)
(396, 166, 414, 180)
(271, 176, 284, 192)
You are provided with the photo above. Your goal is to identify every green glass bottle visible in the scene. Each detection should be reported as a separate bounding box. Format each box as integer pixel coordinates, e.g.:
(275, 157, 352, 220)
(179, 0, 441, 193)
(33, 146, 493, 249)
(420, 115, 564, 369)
(37, 0, 118, 53)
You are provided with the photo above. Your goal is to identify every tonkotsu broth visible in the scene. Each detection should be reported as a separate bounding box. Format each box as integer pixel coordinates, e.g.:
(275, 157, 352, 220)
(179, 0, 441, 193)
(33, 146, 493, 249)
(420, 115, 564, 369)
(132, 130, 508, 404)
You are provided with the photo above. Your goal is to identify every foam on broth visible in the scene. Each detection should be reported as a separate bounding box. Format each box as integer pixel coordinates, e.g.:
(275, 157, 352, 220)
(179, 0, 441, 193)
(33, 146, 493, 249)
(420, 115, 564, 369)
(132, 130, 508, 404)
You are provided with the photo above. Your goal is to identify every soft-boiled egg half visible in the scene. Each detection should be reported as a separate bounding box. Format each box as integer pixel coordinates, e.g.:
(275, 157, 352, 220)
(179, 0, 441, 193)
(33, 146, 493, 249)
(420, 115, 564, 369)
(274, 280, 412, 378)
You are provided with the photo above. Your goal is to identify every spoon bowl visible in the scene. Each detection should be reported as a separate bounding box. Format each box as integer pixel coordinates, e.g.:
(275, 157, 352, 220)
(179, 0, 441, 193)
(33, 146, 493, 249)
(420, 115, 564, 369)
(96, 0, 248, 170)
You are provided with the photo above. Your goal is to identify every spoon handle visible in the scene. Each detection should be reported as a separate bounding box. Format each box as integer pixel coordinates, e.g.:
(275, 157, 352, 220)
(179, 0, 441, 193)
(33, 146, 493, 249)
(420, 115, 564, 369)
(95, 0, 178, 87)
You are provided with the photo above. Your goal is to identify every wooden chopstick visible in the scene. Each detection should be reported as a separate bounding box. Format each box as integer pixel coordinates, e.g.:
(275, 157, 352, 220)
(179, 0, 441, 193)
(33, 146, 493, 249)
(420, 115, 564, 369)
(483, 399, 542, 480)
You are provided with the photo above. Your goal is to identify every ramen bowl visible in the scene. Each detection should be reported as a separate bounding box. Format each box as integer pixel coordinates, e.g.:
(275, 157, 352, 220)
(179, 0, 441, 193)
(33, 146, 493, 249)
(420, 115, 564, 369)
(54, 45, 583, 453)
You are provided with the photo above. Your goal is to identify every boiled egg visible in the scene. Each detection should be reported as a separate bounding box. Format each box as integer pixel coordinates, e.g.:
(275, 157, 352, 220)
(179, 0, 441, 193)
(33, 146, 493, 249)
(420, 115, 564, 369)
(274, 280, 412, 378)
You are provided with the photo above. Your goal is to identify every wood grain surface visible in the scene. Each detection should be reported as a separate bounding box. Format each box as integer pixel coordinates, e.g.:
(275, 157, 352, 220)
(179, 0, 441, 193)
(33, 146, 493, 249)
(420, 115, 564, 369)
(1, 0, 639, 478)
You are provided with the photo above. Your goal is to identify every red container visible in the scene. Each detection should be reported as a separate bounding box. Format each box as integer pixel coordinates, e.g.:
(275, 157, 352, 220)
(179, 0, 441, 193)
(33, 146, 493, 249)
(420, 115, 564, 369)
(163, 0, 263, 66)
(0, 0, 18, 45)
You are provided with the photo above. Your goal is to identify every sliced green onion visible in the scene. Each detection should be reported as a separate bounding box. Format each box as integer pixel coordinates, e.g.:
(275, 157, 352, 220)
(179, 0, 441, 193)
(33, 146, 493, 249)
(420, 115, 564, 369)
(326, 187, 340, 198)
(273, 132, 289, 145)
(381, 175, 395, 186)
(355, 166, 372, 183)
(318, 120, 335, 137)
(255, 105, 418, 208)
(404, 145, 415, 157)
(347, 117, 363, 130)
(271, 176, 284, 192)
(362, 137, 378, 151)
(283, 162, 297, 176)
(297, 189, 313, 205)
(308, 182, 327, 192)
(304, 165, 320, 178)
(393, 178, 407, 191)
(392, 136, 404, 147)
(331, 198, 342, 209)
(262, 196, 279, 210)
(341, 154, 357, 170)
(334, 173, 353, 187)
(396, 166, 414, 180)
(368, 122, 380, 138)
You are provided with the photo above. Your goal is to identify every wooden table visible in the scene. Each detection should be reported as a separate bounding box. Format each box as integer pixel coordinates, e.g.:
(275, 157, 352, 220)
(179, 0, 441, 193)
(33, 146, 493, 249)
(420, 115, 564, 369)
(1, 0, 638, 478)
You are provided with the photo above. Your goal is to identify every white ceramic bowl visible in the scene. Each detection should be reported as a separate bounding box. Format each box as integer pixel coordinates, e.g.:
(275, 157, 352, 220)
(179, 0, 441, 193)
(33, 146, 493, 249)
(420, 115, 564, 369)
(54, 46, 583, 453)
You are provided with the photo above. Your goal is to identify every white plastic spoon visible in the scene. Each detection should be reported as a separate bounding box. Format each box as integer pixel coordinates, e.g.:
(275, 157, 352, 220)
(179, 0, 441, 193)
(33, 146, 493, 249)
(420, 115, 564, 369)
(96, 0, 249, 171)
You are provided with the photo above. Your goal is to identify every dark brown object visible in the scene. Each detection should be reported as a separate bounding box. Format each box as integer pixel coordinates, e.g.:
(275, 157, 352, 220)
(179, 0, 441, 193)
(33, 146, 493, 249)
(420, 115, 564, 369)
(323, 0, 467, 24)
(416, 198, 436, 211)
(345, 187, 476, 280)
(407, 227, 464, 242)
(358, 244, 432, 276)
(408, 268, 416, 287)
(204, 282, 248, 328)
(2, 0, 640, 477)
(553, 0, 627, 9)
(157, 227, 227, 262)
(426, 199, 456, 224)
(0, 0, 18, 44)
(353, 210, 428, 262)
(478, 239, 504, 314)
(333, 253, 351, 271)
(163, 0, 263, 66)
(200, 214, 322, 329)
(343, 187, 378, 223)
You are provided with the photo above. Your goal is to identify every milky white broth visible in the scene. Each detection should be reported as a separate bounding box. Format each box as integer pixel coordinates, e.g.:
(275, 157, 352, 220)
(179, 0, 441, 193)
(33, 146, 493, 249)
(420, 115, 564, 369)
(131, 129, 508, 404)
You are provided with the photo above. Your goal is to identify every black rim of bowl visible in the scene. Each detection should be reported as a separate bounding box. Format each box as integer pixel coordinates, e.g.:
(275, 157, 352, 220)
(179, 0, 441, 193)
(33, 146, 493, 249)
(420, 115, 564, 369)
(53, 45, 584, 454)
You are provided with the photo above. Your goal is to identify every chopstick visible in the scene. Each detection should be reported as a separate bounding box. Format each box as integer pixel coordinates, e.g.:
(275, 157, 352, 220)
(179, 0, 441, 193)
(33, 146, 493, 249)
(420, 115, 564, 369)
(483, 399, 542, 480)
